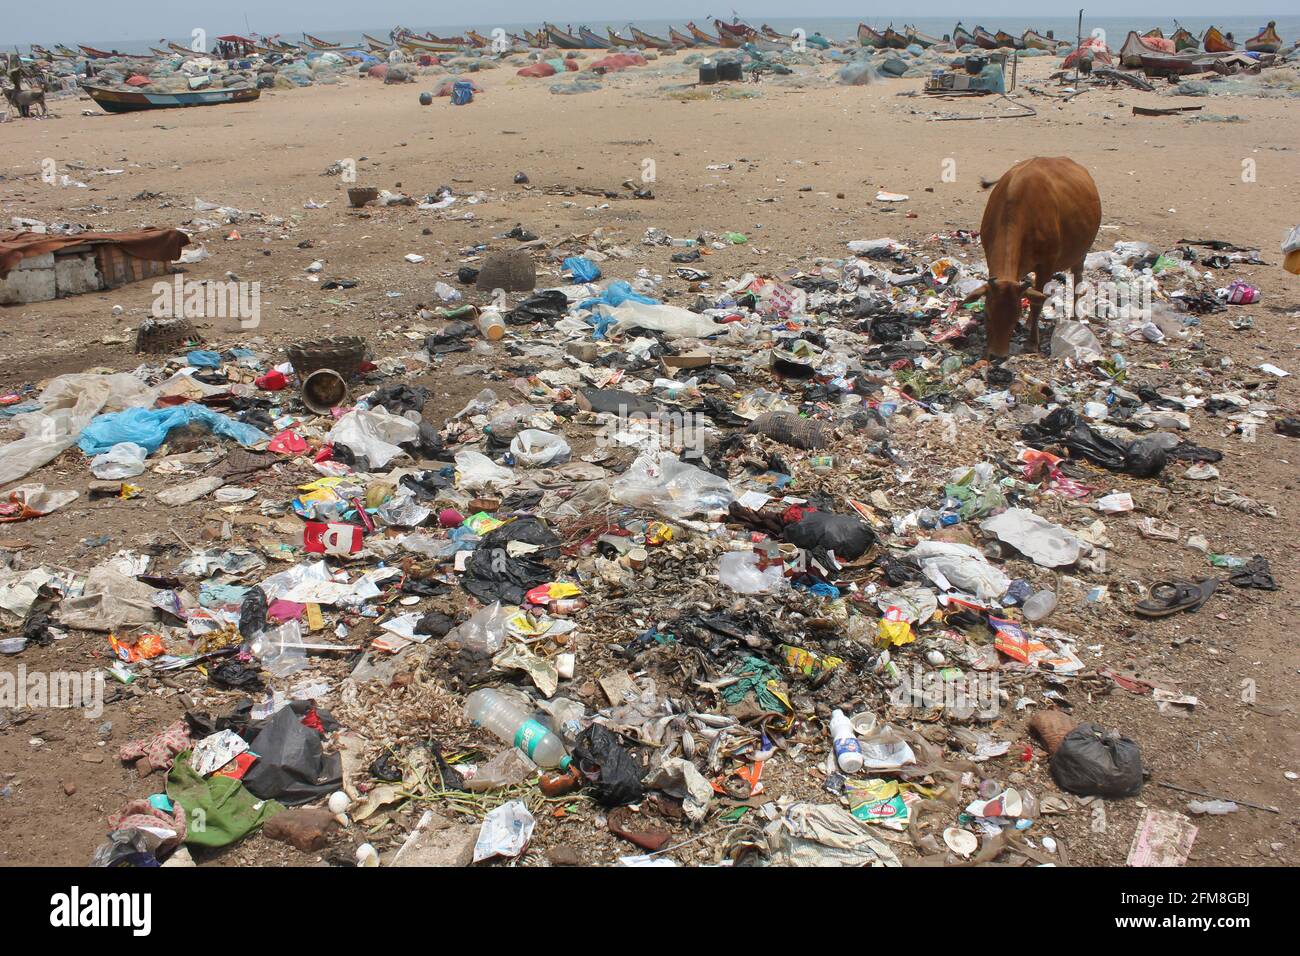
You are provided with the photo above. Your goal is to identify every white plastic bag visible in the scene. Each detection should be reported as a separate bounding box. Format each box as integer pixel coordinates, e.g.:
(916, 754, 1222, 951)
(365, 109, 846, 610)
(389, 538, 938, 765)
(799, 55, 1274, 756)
(328, 407, 420, 468)
(509, 429, 571, 467)
(610, 452, 735, 519)
(90, 441, 149, 479)
(980, 508, 1081, 568)
(0, 372, 155, 488)
(608, 300, 720, 340)
(448, 601, 514, 655)
(717, 551, 785, 594)
(454, 450, 517, 492)
(905, 541, 1011, 599)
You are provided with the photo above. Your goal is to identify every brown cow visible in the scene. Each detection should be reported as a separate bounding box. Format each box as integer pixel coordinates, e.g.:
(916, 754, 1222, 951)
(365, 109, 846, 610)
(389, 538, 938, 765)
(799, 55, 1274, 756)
(964, 157, 1102, 358)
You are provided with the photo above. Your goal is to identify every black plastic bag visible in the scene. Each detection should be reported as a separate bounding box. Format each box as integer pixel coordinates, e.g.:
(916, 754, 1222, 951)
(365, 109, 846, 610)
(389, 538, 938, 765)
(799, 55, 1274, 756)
(461, 548, 552, 605)
(241, 701, 343, 805)
(1049, 723, 1143, 798)
(238, 587, 267, 639)
(573, 725, 645, 807)
(784, 511, 876, 561)
(506, 289, 568, 325)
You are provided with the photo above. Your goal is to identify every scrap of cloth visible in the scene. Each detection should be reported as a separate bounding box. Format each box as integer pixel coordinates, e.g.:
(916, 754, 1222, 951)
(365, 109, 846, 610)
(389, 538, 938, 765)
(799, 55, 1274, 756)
(166, 751, 283, 847)
(119, 718, 194, 774)
(107, 799, 188, 855)
(0, 228, 190, 278)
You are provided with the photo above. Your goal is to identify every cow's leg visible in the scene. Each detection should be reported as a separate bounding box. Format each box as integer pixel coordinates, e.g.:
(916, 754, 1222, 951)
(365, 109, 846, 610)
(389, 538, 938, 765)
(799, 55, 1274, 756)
(1027, 271, 1048, 352)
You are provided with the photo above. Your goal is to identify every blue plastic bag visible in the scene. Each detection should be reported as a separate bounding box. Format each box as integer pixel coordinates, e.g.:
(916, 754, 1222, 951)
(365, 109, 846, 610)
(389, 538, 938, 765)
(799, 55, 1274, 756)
(577, 280, 657, 313)
(77, 405, 270, 456)
(186, 350, 222, 368)
(563, 257, 601, 283)
(451, 81, 474, 106)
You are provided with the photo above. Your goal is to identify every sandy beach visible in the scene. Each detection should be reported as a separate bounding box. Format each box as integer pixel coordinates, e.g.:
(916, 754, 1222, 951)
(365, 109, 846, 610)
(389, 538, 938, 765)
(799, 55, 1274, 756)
(1, 49, 1298, 869)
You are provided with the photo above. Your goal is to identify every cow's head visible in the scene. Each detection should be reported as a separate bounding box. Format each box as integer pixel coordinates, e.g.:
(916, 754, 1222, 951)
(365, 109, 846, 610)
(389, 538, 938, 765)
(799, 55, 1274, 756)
(963, 279, 1047, 359)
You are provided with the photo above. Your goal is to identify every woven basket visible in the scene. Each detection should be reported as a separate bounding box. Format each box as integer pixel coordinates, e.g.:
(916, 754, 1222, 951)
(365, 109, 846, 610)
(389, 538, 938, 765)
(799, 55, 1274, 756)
(135, 317, 201, 354)
(286, 336, 368, 381)
(475, 250, 536, 293)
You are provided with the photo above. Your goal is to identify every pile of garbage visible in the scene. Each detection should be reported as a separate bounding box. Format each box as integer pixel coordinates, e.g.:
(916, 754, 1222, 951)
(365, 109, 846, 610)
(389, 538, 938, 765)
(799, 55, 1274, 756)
(1, 213, 1289, 868)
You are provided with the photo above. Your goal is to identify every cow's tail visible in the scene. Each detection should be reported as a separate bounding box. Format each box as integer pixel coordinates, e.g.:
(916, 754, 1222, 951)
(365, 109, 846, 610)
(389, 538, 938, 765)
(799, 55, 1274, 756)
(979, 176, 1001, 190)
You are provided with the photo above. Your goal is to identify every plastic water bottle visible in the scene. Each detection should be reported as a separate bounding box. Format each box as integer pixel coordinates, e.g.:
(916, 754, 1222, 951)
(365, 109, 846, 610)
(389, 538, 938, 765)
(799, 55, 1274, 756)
(1023, 590, 1057, 623)
(477, 308, 505, 341)
(465, 689, 570, 769)
(829, 709, 863, 773)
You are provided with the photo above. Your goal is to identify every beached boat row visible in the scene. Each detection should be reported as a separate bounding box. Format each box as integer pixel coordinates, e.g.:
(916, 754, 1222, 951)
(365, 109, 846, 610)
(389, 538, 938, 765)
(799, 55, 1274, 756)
(29, 18, 1291, 62)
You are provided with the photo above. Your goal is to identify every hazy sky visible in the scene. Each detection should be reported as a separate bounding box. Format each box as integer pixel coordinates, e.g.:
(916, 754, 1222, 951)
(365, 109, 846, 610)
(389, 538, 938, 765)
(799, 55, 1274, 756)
(1, 2, 1281, 45)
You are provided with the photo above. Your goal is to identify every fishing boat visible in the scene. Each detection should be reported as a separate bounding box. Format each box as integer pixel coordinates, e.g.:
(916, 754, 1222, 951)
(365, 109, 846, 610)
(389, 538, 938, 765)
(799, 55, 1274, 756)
(83, 83, 261, 113)
(78, 44, 154, 60)
(952, 23, 976, 47)
(1202, 26, 1234, 53)
(1171, 27, 1198, 51)
(423, 32, 470, 46)
(858, 24, 886, 48)
(993, 30, 1025, 49)
(578, 26, 614, 48)
(630, 26, 674, 50)
(149, 46, 174, 57)
(520, 29, 547, 48)
(301, 34, 352, 51)
(972, 27, 1001, 50)
(669, 27, 698, 47)
(362, 33, 392, 52)
(30, 44, 56, 60)
(544, 23, 586, 49)
(1021, 29, 1057, 51)
(606, 27, 636, 47)
(1142, 27, 1165, 39)
(391, 32, 460, 53)
(882, 27, 910, 50)
(906, 26, 942, 48)
(54, 44, 81, 58)
(464, 30, 491, 49)
(1244, 21, 1283, 54)
(714, 19, 758, 45)
(1118, 30, 1177, 67)
(687, 22, 724, 45)
(760, 24, 783, 40)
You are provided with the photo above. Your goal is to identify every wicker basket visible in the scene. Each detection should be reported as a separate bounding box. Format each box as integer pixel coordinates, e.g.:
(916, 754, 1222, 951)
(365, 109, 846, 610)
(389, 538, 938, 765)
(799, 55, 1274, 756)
(286, 336, 368, 381)
(475, 250, 536, 293)
(135, 317, 201, 354)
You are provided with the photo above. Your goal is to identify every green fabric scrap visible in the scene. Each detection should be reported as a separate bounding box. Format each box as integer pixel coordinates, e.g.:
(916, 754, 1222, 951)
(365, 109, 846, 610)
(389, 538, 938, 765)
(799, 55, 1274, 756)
(166, 750, 283, 847)
(721, 656, 785, 711)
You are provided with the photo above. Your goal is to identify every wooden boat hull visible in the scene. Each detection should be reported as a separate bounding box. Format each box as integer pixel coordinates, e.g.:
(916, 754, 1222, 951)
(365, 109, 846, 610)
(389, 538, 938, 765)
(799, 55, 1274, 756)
(994, 31, 1024, 49)
(84, 84, 261, 113)
(1021, 30, 1055, 51)
(882, 28, 909, 50)
(580, 28, 615, 49)
(1142, 28, 1165, 39)
(465, 31, 490, 49)
(1171, 28, 1198, 51)
(973, 28, 1000, 50)
(715, 19, 757, 46)
(630, 27, 673, 50)
(606, 28, 635, 48)
(669, 28, 697, 48)
(1244, 22, 1282, 54)
(392, 34, 459, 53)
(545, 24, 585, 50)
(79, 45, 152, 60)
(952, 26, 976, 47)
(687, 22, 722, 46)
(907, 28, 941, 48)
(858, 24, 886, 48)
(1203, 27, 1234, 53)
(1119, 31, 1178, 67)
(1137, 51, 1214, 75)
